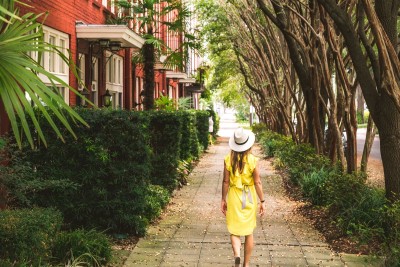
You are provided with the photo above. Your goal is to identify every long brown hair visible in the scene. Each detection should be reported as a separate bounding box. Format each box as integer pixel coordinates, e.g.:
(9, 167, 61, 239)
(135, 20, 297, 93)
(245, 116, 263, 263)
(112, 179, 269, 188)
(230, 148, 251, 174)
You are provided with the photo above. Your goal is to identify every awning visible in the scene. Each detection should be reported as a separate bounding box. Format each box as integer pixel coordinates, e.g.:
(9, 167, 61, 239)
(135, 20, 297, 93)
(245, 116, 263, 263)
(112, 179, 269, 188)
(179, 78, 196, 83)
(76, 24, 145, 49)
(166, 71, 187, 79)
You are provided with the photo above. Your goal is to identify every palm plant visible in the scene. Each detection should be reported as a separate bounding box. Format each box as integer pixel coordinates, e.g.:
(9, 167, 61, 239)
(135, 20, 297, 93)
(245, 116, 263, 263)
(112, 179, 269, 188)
(0, 0, 88, 148)
(114, 0, 198, 110)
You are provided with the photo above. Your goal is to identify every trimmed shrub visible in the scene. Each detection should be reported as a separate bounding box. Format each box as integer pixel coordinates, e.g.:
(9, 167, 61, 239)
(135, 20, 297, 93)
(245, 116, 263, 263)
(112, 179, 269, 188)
(0, 208, 62, 264)
(52, 229, 112, 265)
(195, 110, 210, 150)
(3, 108, 204, 237)
(180, 111, 200, 160)
(148, 111, 182, 190)
(4, 109, 155, 234)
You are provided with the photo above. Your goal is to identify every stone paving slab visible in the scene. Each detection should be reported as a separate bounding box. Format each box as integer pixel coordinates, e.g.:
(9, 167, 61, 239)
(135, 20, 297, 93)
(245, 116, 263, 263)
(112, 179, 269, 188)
(124, 114, 383, 267)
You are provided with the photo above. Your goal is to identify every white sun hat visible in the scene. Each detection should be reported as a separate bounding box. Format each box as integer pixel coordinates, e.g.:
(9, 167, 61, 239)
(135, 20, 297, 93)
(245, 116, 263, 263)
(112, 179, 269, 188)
(229, 127, 255, 152)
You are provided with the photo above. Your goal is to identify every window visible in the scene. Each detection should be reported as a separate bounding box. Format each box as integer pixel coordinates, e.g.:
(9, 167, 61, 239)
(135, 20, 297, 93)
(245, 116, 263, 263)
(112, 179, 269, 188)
(55, 87, 66, 100)
(33, 26, 70, 104)
(105, 53, 124, 108)
(48, 35, 56, 72)
(59, 39, 66, 73)
(40, 26, 69, 75)
(78, 53, 85, 90)
(111, 0, 115, 13)
(102, 0, 107, 8)
(48, 86, 68, 103)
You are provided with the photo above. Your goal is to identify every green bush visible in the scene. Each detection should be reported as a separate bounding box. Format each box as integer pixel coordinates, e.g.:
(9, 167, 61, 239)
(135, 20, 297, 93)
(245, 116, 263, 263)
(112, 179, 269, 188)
(0, 208, 62, 264)
(3, 108, 205, 237)
(3, 109, 158, 234)
(257, 130, 293, 157)
(195, 110, 210, 150)
(278, 143, 331, 184)
(143, 185, 170, 219)
(300, 168, 333, 205)
(356, 111, 365, 124)
(0, 146, 79, 208)
(251, 123, 268, 138)
(384, 200, 400, 266)
(148, 111, 182, 190)
(155, 95, 176, 111)
(180, 111, 200, 160)
(334, 186, 386, 242)
(257, 128, 399, 258)
(52, 229, 112, 265)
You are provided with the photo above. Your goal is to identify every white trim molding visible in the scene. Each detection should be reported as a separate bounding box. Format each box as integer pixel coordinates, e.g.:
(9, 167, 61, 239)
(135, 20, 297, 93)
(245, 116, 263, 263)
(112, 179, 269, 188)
(76, 24, 145, 49)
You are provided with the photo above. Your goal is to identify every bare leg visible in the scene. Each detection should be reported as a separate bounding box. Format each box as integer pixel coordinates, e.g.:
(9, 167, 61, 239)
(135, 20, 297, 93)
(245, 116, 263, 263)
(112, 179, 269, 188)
(243, 234, 254, 267)
(230, 234, 241, 258)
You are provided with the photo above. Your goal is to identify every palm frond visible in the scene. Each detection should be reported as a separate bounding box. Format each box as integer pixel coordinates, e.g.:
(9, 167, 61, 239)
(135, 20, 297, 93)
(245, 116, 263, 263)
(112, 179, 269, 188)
(0, 0, 88, 148)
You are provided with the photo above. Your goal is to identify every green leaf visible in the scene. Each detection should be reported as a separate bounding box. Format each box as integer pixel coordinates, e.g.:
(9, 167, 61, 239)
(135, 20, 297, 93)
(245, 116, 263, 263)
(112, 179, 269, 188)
(0, 0, 88, 148)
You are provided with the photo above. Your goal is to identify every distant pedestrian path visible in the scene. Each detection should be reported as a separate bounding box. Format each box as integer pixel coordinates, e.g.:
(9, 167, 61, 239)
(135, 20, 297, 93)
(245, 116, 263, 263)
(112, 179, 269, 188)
(123, 113, 378, 266)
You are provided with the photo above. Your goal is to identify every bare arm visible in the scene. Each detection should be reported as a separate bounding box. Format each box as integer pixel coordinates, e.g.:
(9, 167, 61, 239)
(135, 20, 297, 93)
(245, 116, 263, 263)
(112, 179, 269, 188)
(221, 161, 230, 215)
(253, 164, 266, 216)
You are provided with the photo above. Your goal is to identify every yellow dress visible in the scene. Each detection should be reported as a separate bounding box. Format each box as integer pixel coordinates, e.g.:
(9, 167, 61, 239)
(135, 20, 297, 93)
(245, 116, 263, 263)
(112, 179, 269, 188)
(224, 153, 259, 236)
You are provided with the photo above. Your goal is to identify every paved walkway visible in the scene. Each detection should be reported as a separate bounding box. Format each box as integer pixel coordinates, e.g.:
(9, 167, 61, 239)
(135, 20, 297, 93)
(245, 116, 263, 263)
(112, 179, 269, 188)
(124, 112, 381, 267)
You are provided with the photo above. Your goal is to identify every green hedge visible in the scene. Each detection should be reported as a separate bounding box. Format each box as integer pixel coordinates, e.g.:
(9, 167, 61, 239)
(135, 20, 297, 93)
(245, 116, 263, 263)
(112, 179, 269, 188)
(0, 208, 62, 264)
(148, 111, 182, 190)
(180, 111, 200, 160)
(2, 109, 157, 235)
(255, 128, 400, 263)
(2, 108, 209, 237)
(195, 110, 210, 150)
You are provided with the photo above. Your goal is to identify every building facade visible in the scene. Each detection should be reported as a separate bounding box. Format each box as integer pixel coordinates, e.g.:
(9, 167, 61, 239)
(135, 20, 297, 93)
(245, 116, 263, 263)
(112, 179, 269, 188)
(0, 0, 204, 135)
(20, 0, 198, 106)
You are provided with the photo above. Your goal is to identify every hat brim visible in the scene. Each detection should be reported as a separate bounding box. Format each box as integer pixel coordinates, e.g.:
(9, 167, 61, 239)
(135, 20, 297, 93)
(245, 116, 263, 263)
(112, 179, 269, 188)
(229, 131, 255, 152)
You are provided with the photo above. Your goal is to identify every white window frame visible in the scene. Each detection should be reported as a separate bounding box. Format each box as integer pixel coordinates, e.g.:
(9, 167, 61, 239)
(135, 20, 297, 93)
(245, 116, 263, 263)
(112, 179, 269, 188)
(105, 52, 124, 108)
(78, 53, 85, 90)
(36, 26, 70, 104)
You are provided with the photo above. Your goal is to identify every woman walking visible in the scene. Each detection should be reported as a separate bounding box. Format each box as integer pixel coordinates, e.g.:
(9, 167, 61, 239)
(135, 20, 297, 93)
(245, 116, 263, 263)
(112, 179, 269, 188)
(221, 127, 265, 267)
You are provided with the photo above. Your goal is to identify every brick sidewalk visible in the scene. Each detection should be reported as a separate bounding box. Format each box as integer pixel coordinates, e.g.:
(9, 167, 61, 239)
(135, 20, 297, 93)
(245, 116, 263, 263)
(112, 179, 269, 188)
(123, 134, 381, 266)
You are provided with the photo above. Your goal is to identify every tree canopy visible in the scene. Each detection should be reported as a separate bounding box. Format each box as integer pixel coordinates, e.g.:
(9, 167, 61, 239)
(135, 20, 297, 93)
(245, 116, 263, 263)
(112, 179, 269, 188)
(196, 0, 400, 202)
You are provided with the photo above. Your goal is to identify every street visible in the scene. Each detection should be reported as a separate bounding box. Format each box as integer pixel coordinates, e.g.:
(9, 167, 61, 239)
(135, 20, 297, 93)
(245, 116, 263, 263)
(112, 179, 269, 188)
(356, 128, 381, 161)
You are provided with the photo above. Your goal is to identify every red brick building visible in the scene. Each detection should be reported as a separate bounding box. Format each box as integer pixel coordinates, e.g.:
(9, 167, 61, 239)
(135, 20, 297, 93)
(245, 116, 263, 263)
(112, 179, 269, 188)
(16, 0, 195, 108)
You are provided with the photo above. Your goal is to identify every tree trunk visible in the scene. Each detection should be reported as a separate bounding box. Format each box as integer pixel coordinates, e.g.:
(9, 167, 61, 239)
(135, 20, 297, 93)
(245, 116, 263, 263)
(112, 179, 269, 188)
(378, 93, 400, 201)
(356, 85, 365, 124)
(317, 0, 400, 201)
(143, 42, 155, 110)
(360, 114, 376, 172)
